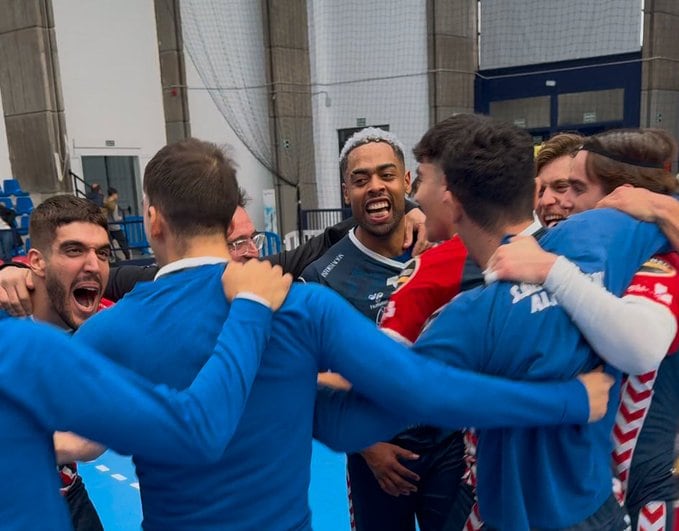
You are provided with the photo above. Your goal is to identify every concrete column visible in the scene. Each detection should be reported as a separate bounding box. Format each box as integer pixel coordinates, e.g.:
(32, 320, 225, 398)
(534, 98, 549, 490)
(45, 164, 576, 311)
(0, 0, 70, 195)
(262, 0, 317, 236)
(154, 0, 190, 144)
(641, 0, 679, 166)
(427, 0, 477, 125)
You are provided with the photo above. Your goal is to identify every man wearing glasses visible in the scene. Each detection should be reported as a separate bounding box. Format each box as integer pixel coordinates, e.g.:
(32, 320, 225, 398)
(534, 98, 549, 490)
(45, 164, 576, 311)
(226, 203, 266, 261)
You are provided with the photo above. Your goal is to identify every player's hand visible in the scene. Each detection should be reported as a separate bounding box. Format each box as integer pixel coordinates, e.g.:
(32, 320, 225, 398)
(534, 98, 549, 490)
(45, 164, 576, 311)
(222, 260, 292, 311)
(361, 442, 420, 497)
(317, 371, 352, 390)
(484, 236, 557, 285)
(403, 207, 431, 257)
(596, 186, 657, 222)
(0, 265, 34, 316)
(577, 366, 614, 423)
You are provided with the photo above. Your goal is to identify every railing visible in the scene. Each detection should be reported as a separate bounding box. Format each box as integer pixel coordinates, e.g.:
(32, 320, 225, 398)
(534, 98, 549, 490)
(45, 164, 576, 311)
(108, 216, 152, 261)
(283, 229, 323, 251)
(301, 208, 351, 231)
(70, 171, 88, 199)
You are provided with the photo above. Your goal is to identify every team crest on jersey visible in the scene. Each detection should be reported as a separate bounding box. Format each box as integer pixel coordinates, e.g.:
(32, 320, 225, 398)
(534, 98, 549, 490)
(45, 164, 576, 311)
(636, 257, 676, 277)
(386, 258, 418, 291)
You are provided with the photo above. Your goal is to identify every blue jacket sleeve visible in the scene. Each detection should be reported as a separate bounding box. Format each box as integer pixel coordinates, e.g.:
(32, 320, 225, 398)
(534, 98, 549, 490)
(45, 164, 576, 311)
(306, 285, 588, 435)
(541, 209, 670, 295)
(313, 386, 407, 452)
(1, 298, 271, 464)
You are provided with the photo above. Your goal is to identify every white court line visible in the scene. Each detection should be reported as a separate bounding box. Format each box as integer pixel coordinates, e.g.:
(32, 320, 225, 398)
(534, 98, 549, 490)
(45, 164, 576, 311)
(92, 460, 139, 490)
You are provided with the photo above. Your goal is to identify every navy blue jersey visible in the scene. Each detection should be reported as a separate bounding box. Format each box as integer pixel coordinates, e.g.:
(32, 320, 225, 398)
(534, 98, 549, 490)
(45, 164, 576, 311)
(300, 229, 409, 323)
(302, 230, 471, 451)
(612, 253, 679, 523)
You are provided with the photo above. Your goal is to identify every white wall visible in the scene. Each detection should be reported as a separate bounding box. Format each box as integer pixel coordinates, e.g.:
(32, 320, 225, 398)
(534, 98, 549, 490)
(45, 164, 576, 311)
(184, 56, 274, 230)
(307, 1, 430, 209)
(51, 0, 167, 210)
(0, 92, 11, 180)
(180, 0, 275, 229)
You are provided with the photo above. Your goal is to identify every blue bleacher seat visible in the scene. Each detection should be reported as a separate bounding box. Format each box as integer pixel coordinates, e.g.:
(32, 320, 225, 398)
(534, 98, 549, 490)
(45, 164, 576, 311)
(121, 216, 151, 255)
(16, 215, 30, 236)
(3, 179, 29, 197)
(15, 196, 34, 215)
(262, 231, 282, 256)
(0, 197, 12, 209)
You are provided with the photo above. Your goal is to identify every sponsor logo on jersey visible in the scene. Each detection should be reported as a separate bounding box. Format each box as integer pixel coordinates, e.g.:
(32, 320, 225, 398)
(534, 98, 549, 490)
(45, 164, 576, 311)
(369, 291, 388, 314)
(368, 291, 384, 302)
(510, 272, 604, 314)
(386, 260, 417, 290)
(637, 257, 676, 277)
(320, 253, 344, 278)
(654, 282, 673, 306)
(380, 300, 396, 322)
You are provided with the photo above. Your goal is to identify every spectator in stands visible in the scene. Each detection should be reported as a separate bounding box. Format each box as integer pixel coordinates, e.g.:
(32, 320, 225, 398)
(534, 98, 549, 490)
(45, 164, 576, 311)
(0, 202, 18, 262)
(103, 187, 130, 259)
(85, 183, 103, 208)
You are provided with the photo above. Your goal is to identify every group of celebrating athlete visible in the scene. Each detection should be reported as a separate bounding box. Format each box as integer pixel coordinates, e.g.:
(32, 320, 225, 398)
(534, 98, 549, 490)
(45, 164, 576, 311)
(0, 113, 678, 531)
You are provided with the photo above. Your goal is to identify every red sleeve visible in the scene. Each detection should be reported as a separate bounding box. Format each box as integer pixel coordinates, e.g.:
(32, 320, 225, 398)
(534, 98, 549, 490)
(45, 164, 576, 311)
(624, 252, 679, 354)
(379, 237, 468, 343)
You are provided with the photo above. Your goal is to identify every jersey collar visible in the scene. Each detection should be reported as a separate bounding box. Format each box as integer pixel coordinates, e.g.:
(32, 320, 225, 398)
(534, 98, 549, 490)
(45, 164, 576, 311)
(155, 256, 228, 280)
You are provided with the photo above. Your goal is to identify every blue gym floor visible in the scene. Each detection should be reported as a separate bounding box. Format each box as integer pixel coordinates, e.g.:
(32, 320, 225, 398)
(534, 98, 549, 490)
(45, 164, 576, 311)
(79, 441, 350, 530)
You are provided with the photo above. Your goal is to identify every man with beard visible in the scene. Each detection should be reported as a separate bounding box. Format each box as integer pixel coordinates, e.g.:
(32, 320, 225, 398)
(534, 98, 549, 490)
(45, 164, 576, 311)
(1, 193, 295, 531)
(0, 195, 111, 530)
(301, 128, 467, 531)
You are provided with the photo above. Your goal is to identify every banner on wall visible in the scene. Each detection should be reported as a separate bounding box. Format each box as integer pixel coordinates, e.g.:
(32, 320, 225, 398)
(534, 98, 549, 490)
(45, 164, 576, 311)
(262, 188, 278, 234)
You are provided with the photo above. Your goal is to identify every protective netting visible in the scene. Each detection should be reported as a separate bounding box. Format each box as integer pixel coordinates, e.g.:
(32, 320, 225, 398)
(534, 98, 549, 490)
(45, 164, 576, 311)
(181, 1, 274, 176)
(179, 0, 644, 210)
(479, 0, 643, 70)
(180, 0, 429, 209)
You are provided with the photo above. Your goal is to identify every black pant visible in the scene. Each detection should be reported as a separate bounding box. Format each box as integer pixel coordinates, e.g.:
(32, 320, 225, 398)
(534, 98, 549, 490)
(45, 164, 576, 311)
(65, 476, 104, 531)
(441, 481, 476, 531)
(348, 434, 465, 531)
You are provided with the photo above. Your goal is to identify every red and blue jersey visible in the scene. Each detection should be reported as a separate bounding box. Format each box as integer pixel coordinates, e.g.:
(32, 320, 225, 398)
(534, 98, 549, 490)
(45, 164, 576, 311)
(613, 253, 679, 526)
